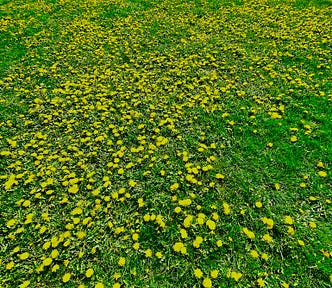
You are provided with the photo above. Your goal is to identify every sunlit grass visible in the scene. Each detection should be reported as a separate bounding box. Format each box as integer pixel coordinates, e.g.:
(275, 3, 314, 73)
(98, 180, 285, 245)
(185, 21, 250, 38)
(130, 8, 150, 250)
(0, 0, 331, 287)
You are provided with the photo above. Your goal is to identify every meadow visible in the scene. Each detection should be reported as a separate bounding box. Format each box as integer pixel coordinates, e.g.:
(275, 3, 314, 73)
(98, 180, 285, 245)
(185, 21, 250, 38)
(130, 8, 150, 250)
(0, 0, 331, 287)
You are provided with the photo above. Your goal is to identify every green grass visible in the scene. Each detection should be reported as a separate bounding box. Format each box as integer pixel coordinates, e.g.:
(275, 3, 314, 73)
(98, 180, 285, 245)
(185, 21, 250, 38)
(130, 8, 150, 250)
(0, 0, 331, 287)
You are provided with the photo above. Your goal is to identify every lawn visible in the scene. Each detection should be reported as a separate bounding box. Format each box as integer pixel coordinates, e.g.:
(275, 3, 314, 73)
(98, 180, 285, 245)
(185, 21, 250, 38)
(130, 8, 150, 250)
(0, 0, 331, 287)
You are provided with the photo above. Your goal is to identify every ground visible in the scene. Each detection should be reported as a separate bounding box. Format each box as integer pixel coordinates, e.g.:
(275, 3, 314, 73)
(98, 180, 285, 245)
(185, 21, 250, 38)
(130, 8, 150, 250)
(0, 0, 331, 287)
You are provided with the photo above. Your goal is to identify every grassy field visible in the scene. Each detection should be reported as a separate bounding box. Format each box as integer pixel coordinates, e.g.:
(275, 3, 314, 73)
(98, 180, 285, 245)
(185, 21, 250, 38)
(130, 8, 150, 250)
(0, 0, 331, 287)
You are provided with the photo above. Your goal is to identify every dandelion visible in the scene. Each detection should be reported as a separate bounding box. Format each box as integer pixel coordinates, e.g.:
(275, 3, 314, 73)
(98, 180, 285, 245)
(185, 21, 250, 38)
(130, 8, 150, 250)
(317, 161, 324, 168)
(194, 268, 203, 278)
(216, 240, 223, 247)
(215, 173, 225, 179)
(19, 252, 30, 260)
(257, 278, 265, 287)
(309, 221, 317, 228)
(230, 271, 242, 281)
(68, 184, 79, 194)
(173, 242, 185, 253)
(62, 273, 71, 283)
(6, 261, 14, 270)
(180, 229, 188, 238)
(95, 283, 105, 288)
(206, 219, 216, 230)
(183, 215, 194, 228)
(202, 277, 212, 288)
(145, 249, 152, 258)
(290, 135, 297, 142)
(262, 234, 273, 243)
(318, 171, 327, 177)
(19, 280, 30, 288)
(118, 257, 126, 266)
(86, 268, 94, 278)
(284, 216, 294, 225)
(250, 250, 259, 258)
(170, 183, 179, 191)
(43, 258, 53, 266)
(298, 240, 305, 246)
(242, 227, 255, 239)
(210, 270, 218, 279)
(261, 217, 274, 229)
(255, 201, 263, 208)
(223, 202, 231, 215)
(51, 264, 60, 272)
(193, 236, 203, 248)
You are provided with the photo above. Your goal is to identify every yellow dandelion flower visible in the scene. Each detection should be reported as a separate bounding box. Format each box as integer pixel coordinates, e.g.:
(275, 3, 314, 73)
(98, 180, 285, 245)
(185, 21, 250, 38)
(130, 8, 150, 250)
(114, 272, 121, 280)
(86, 268, 94, 278)
(174, 206, 181, 213)
(242, 227, 255, 239)
(180, 229, 188, 238)
(250, 250, 259, 258)
(19, 280, 30, 288)
(210, 270, 218, 279)
(19, 252, 30, 260)
(309, 221, 317, 228)
(317, 161, 324, 168)
(262, 234, 273, 243)
(194, 268, 203, 279)
(223, 202, 231, 215)
(6, 218, 16, 228)
(77, 231, 86, 239)
(206, 219, 216, 230)
(230, 271, 242, 281)
(143, 214, 151, 221)
(255, 201, 263, 208)
(287, 226, 295, 235)
(215, 173, 225, 179)
(284, 216, 294, 225)
(170, 183, 179, 191)
(318, 171, 327, 177)
(261, 217, 274, 229)
(95, 283, 105, 288)
(298, 239, 305, 246)
(6, 261, 14, 270)
(155, 252, 163, 259)
(216, 240, 223, 247)
(112, 283, 121, 288)
(68, 184, 79, 194)
(202, 277, 212, 288)
(290, 135, 297, 142)
(281, 282, 289, 288)
(261, 253, 269, 260)
(43, 258, 53, 266)
(51, 249, 59, 258)
(137, 198, 144, 207)
(118, 257, 126, 266)
(51, 264, 60, 272)
(178, 198, 192, 207)
(183, 215, 194, 228)
(62, 273, 71, 283)
(257, 278, 265, 287)
(145, 249, 152, 258)
(173, 242, 184, 252)
(193, 236, 203, 248)
(133, 242, 140, 250)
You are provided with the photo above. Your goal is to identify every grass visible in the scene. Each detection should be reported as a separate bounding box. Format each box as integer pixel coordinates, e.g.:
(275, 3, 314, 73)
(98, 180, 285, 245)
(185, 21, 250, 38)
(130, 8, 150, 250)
(0, 0, 331, 287)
